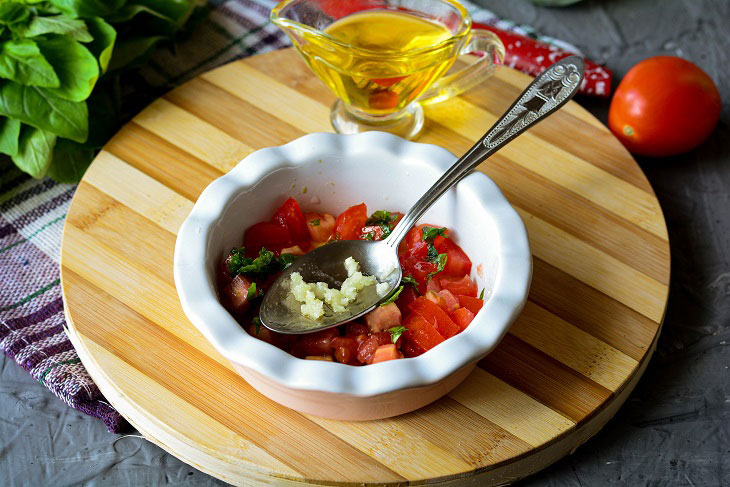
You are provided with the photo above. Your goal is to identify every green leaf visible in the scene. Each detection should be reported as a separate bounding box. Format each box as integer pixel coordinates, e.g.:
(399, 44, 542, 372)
(107, 36, 164, 71)
(309, 218, 320, 227)
(46, 137, 93, 182)
(365, 210, 395, 226)
(402, 275, 420, 294)
(421, 226, 448, 242)
(426, 254, 447, 281)
(49, 0, 125, 18)
(20, 15, 93, 41)
(387, 325, 407, 344)
(380, 286, 403, 306)
(11, 125, 56, 178)
(278, 253, 299, 270)
(84, 17, 116, 73)
(0, 2, 30, 25)
(0, 40, 60, 88)
(479, 288, 485, 300)
(0, 81, 88, 142)
(37, 36, 99, 102)
(132, 0, 196, 24)
(247, 282, 258, 300)
(253, 316, 261, 335)
(427, 242, 439, 262)
(106, 4, 177, 24)
(0, 117, 21, 156)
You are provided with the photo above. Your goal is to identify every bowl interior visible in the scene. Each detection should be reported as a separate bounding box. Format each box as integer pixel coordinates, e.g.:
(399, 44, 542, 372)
(208, 139, 500, 304)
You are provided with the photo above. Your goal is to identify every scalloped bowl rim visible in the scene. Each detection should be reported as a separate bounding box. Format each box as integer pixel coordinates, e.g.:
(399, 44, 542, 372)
(174, 132, 531, 397)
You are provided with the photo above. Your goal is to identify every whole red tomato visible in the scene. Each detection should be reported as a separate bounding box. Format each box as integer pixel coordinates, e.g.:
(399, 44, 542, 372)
(608, 56, 721, 157)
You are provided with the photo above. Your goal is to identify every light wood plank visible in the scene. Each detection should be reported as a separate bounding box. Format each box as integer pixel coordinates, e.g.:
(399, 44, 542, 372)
(518, 207, 668, 322)
(134, 98, 254, 172)
(449, 368, 575, 448)
(511, 302, 639, 390)
(202, 61, 333, 134)
(83, 151, 192, 235)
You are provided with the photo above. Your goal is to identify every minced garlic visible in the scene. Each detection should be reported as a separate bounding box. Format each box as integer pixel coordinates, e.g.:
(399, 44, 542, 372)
(290, 257, 388, 320)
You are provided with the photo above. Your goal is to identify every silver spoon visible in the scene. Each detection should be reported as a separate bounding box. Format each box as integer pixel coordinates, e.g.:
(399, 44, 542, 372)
(260, 56, 585, 334)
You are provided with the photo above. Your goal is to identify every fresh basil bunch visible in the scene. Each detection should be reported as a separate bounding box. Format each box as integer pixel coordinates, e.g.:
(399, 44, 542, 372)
(0, 0, 201, 182)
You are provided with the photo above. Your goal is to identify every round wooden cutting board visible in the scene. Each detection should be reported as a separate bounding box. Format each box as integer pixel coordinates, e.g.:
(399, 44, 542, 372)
(60, 48, 669, 486)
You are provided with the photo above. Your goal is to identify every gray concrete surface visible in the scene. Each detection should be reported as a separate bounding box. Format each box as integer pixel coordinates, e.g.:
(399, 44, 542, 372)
(2, 0, 728, 485)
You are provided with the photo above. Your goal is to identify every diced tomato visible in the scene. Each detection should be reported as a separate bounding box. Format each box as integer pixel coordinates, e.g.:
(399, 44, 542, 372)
(400, 255, 438, 293)
(451, 307, 475, 331)
(371, 344, 400, 363)
(357, 335, 379, 364)
(369, 90, 399, 110)
(438, 289, 460, 312)
(364, 302, 401, 333)
(248, 323, 274, 345)
(434, 236, 471, 277)
(298, 328, 339, 356)
(402, 314, 444, 351)
(395, 284, 418, 313)
(331, 336, 358, 364)
(345, 322, 369, 337)
(305, 212, 335, 242)
(273, 197, 310, 250)
(401, 339, 424, 358)
(425, 290, 448, 310)
(409, 296, 460, 339)
(334, 203, 368, 240)
(243, 221, 291, 255)
(405, 224, 447, 250)
(224, 275, 253, 314)
(280, 245, 305, 255)
(439, 275, 478, 297)
(426, 276, 441, 293)
(371, 76, 407, 87)
(457, 295, 484, 315)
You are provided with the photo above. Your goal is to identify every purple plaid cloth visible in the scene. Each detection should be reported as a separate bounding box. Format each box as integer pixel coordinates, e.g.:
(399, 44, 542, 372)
(0, 0, 580, 433)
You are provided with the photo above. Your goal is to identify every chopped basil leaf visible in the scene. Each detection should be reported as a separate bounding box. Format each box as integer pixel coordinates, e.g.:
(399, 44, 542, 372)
(363, 232, 375, 240)
(380, 285, 403, 306)
(479, 288, 485, 300)
(310, 218, 320, 226)
(247, 282, 257, 300)
(366, 210, 394, 226)
(426, 253, 447, 281)
(253, 316, 261, 335)
(278, 253, 299, 270)
(401, 275, 421, 294)
(379, 223, 393, 238)
(421, 226, 448, 242)
(387, 325, 407, 344)
(427, 243, 439, 262)
(228, 247, 298, 277)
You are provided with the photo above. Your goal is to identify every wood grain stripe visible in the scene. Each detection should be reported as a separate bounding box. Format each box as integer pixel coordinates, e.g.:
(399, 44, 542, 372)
(133, 98, 254, 172)
(79, 339, 302, 481)
(529, 258, 658, 362)
(449, 368, 575, 448)
(63, 270, 406, 484)
(164, 77, 307, 151)
(480, 334, 612, 423)
(104, 124, 222, 202)
(517, 207, 668, 322)
(202, 62, 332, 134)
(83, 151, 192, 235)
(510, 302, 639, 391)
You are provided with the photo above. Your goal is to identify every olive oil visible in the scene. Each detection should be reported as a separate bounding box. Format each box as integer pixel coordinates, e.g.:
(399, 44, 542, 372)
(297, 10, 457, 115)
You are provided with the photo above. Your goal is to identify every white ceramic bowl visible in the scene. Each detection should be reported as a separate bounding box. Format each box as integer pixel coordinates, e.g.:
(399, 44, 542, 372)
(174, 132, 531, 420)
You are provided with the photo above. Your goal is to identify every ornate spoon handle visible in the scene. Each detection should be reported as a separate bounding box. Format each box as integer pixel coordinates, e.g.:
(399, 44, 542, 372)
(385, 55, 585, 248)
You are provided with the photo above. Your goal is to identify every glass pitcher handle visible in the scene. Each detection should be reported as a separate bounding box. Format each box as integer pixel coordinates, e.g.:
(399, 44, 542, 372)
(417, 29, 505, 106)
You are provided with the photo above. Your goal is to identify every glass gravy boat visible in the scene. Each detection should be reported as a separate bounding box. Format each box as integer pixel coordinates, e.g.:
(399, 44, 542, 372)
(271, 0, 505, 139)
